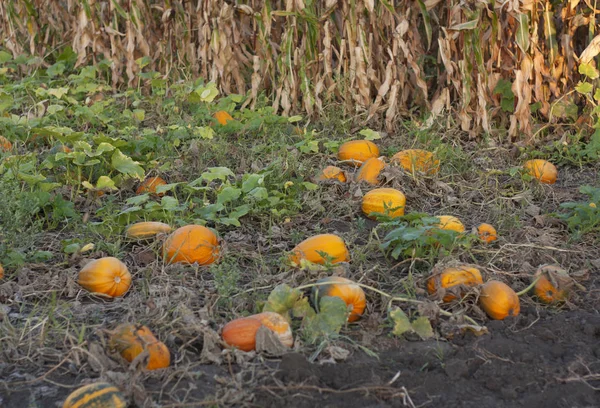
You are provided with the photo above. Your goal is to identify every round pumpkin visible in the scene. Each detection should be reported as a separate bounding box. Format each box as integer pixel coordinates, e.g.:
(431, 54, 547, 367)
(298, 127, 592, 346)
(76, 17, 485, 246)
(78, 257, 132, 298)
(477, 223, 498, 243)
(125, 221, 173, 240)
(523, 159, 557, 184)
(312, 276, 366, 322)
(136, 176, 167, 196)
(362, 188, 406, 219)
(109, 324, 171, 370)
(479, 280, 520, 320)
(0, 136, 12, 152)
(163, 225, 220, 265)
(337, 140, 380, 166)
(222, 312, 293, 351)
(289, 234, 350, 266)
(214, 110, 234, 125)
(317, 166, 347, 183)
(391, 149, 439, 175)
(533, 265, 571, 304)
(427, 265, 483, 302)
(63, 382, 126, 408)
(355, 157, 386, 185)
(436, 215, 465, 233)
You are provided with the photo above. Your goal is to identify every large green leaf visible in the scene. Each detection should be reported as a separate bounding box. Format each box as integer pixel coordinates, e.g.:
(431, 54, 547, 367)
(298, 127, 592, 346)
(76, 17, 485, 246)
(111, 149, 145, 180)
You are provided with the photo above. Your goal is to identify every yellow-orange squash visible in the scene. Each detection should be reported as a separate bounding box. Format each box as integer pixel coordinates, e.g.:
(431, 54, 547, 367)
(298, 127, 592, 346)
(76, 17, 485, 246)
(477, 223, 498, 243)
(391, 149, 439, 175)
(361, 188, 406, 219)
(125, 221, 173, 239)
(312, 277, 366, 322)
(436, 215, 465, 233)
(222, 312, 293, 351)
(355, 157, 386, 185)
(136, 176, 167, 196)
(0, 136, 12, 152)
(62, 382, 126, 408)
(479, 280, 520, 320)
(523, 159, 557, 184)
(163, 225, 220, 265)
(427, 266, 483, 302)
(337, 140, 380, 166)
(533, 265, 570, 304)
(317, 166, 347, 183)
(78, 257, 132, 298)
(289, 234, 350, 266)
(214, 110, 234, 125)
(109, 324, 170, 370)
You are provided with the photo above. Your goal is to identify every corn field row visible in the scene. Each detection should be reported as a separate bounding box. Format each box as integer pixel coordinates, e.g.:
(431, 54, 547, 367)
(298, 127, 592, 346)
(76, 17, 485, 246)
(1, 0, 599, 140)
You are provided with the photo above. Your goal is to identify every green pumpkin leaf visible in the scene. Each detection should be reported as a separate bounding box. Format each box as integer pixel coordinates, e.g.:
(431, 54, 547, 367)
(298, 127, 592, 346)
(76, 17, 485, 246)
(390, 308, 412, 336)
(411, 316, 434, 340)
(303, 296, 348, 344)
(111, 149, 145, 180)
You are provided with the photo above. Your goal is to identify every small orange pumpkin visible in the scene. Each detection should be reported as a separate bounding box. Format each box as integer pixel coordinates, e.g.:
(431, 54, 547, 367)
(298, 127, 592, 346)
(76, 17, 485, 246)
(0, 136, 12, 152)
(355, 157, 386, 185)
(427, 265, 483, 302)
(436, 215, 465, 233)
(289, 234, 350, 266)
(214, 110, 234, 125)
(391, 149, 439, 175)
(222, 312, 293, 351)
(163, 225, 220, 265)
(109, 324, 170, 370)
(477, 223, 498, 243)
(361, 188, 406, 219)
(136, 177, 167, 196)
(479, 280, 520, 320)
(533, 265, 571, 304)
(125, 221, 173, 240)
(77, 257, 132, 298)
(523, 159, 557, 184)
(0, 264, 4, 279)
(317, 166, 347, 183)
(63, 382, 126, 408)
(312, 277, 366, 322)
(337, 140, 380, 166)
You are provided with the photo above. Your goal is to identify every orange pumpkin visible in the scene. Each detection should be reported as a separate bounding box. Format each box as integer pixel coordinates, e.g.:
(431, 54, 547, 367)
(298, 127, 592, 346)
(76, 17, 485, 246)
(427, 265, 483, 302)
(77, 257, 132, 298)
(136, 177, 167, 196)
(289, 234, 350, 266)
(523, 159, 557, 184)
(0, 136, 12, 152)
(222, 312, 293, 351)
(391, 149, 439, 175)
(355, 157, 386, 185)
(337, 140, 380, 166)
(477, 223, 498, 243)
(0, 264, 4, 279)
(479, 280, 520, 320)
(361, 188, 406, 219)
(214, 110, 234, 125)
(163, 225, 220, 265)
(317, 166, 347, 183)
(533, 265, 571, 304)
(436, 215, 465, 233)
(49, 144, 73, 154)
(109, 324, 170, 370)
(62, 382, 126, 408)
(125, 221, 173, 239)
(312, 277, 366, 322)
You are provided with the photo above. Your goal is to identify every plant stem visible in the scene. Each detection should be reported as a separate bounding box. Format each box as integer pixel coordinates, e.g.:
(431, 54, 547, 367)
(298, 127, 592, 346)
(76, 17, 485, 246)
(516, 276, 540, 296)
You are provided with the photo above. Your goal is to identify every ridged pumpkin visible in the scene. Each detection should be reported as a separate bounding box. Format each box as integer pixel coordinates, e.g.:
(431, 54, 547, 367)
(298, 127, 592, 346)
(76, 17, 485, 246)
(214, 110, 234, 125)
(391, 149, 439, 175)
(125, 221, 173, 239)
(63, 382, 126, 408)
(337, 140, 380, 166)
(361, 188, 406, 219)
(289, 234, 350, 266)
(317, 166, 347, 183)
(222, 312, 293, 351)
(427, 266, 483, 302)
(163, 225, 220, 265)
(109, 324, 171, 370)
(355, 157, 386, 185)
(523, 159, 557, 184)
(436, 215, 465, 233)
(533, 265, 570, 304)
(477, 223, 498, 243)
(0, 136, 12, 152)
(312, 277, 366, 322)
(78, 257, 132, 298)
(136, 176, 167, 196)
(479, 280, 520, 320)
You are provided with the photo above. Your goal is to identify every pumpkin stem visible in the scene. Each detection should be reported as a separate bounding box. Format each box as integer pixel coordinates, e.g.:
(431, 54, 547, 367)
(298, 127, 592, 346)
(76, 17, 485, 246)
(516, 276, 541, 297)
